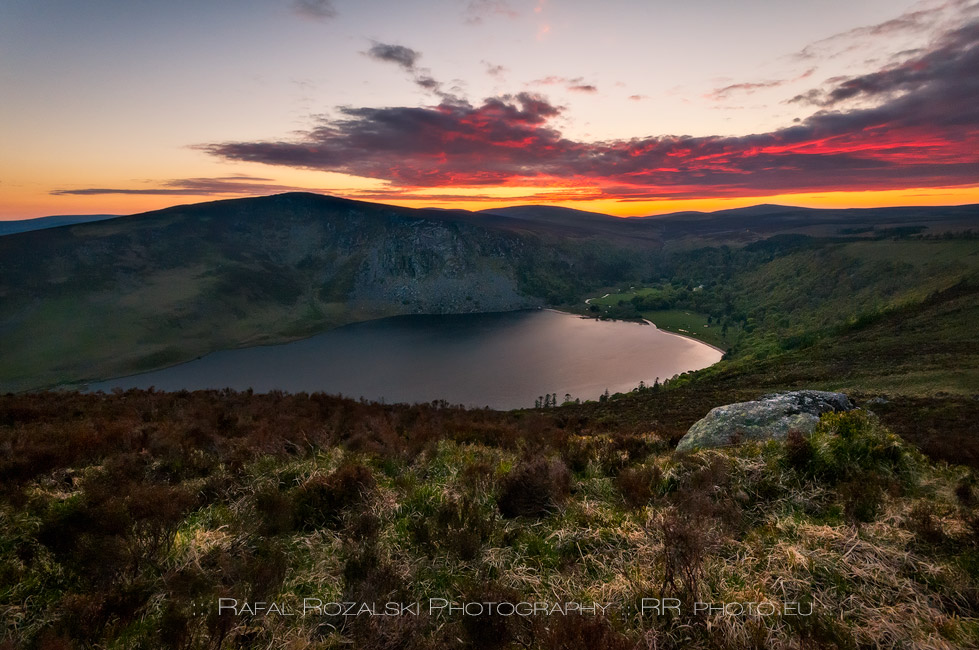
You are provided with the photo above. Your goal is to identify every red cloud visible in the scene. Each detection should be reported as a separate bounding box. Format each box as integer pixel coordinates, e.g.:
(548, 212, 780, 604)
(202, 22, 979, 200)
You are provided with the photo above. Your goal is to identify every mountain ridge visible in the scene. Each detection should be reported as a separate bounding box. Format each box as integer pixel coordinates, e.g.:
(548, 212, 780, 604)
(1, 192, 976, 392)
(0, 193, 647, 392)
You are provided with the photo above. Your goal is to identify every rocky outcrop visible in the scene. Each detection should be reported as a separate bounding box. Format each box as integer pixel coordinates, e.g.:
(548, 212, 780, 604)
(676, 390, 854, 452)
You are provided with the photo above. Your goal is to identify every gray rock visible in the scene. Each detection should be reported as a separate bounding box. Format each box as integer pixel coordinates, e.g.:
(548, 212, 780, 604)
(676, 390, 854, 452)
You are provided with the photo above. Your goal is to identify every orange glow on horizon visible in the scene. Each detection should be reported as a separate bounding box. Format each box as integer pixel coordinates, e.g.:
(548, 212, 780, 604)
(337, 185, 979, 217)
(3, 184, 978, 222)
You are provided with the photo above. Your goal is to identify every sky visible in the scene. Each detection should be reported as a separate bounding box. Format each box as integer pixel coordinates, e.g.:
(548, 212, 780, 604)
(1, 0, 978, 219)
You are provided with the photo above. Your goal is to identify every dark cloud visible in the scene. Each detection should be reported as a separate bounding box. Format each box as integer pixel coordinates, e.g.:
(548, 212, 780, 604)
(795, 0, 978, 60)
(365, 42, 459, 100)
(366, 43, 419, 71)
(790, 21, 979, 106)
(710, 69, 814, 100)
(52, 176, 309, 197)
(293, 0, 336, 20)
(202, 22, 979, 200)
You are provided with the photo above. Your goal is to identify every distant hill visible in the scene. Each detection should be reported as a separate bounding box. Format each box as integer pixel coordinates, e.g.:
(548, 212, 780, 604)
(479, 204, 621, 224)
(476, 202, 979, 244)
(475, 204, 662, 246)
(641, 203, 979, 244)
(0, 193, 650, 392)
(0, 214, 118, 236)
(1, 192, 976, 392)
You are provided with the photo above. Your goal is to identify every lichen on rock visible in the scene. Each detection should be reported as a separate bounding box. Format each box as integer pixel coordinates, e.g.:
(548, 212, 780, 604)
(676, 390, 854, 452)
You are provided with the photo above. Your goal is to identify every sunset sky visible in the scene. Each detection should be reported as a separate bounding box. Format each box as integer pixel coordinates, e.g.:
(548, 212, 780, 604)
(2, 0, 978, 220)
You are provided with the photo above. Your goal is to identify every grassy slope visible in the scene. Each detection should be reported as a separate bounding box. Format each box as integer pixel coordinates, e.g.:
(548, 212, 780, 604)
(2, 392, 978, 649)
(719, 238, 979, 397)
(731, 239, 979, 347)
(579, 236, 979, 396)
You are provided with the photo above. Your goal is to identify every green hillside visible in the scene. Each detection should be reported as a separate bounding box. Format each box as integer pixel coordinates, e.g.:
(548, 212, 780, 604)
(0, 194, 651, 392)
(579, 234, 979, 396)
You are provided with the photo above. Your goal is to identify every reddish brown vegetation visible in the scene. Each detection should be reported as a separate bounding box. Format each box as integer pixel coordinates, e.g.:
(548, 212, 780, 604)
(497, 455, 571, 518)
(616, 465, 662, 508)
(0, 389, 565, 494)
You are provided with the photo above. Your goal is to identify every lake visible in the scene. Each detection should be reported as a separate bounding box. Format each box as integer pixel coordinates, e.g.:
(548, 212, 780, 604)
(89, 310, 723, 409)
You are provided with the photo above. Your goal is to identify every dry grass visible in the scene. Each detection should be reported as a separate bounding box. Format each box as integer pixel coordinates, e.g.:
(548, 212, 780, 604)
(2, 394, 979, 648)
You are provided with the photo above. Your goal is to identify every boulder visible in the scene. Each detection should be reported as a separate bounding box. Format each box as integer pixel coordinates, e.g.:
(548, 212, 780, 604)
(676, 390, 854, 452)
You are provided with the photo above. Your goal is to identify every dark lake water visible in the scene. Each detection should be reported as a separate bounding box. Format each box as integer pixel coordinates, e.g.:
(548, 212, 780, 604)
(89, 310, 722, 409)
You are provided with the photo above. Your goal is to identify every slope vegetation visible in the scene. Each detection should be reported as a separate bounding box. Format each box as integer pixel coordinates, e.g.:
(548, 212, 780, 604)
(1, 391, 977, 648)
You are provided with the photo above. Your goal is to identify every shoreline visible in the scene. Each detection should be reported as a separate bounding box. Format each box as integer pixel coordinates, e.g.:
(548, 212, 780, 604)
(641, 319, 727, 354)
(75, 307, 725, 397)
(565, 305, 728, 355)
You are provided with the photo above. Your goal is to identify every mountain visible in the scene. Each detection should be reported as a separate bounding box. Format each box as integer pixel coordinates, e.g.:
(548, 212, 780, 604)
(477, 202, 979, 245)
(0, 193, 650, 392)
(1, 192, 976, 393)
(475, 204, 662, 246)
(642, 203, 979, 244)
(0, 214, 118, 236)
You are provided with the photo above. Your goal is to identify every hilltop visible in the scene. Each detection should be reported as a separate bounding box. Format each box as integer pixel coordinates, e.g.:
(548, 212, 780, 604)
(0, 214, 117, 236)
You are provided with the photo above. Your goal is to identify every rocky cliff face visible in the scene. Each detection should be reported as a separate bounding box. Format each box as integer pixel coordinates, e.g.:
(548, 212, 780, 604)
(350, 215, 537, 313)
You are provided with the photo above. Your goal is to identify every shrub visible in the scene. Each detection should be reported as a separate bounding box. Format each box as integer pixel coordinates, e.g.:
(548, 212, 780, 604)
(616, 465, 661, 508)
(292, 462, 376, 530)
(656, 505, 711, 603)
(497, 456, 571, 518)
(460, 581, 528, 649)
(245, 539, 289, 601)
(784, 429, 815, 471)
(560, 436, 596, 474)
(838, 475, 885, 524)
(254, 485, 294, 535)
(812, 411, 911, 484)
(342, 544, 405, 605)
(124, 483, 197, 565)
(411, 493, 496, 560)
(955, 475, 975, 506)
